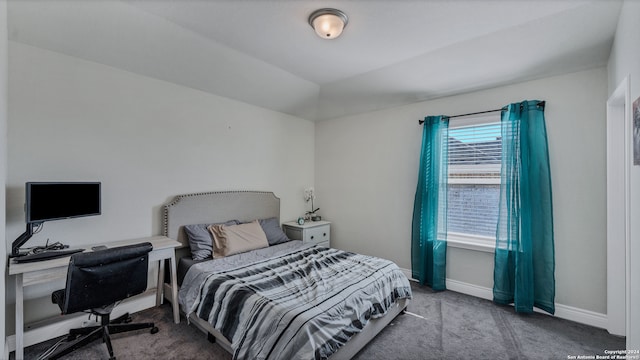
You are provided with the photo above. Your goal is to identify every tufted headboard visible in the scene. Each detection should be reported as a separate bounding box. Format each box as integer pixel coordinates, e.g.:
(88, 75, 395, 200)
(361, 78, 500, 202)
(163, 191, 280, 248)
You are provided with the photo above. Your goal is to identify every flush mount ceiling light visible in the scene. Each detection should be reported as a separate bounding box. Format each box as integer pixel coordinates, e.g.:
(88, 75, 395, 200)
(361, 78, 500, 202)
(308, 8, 348, 40)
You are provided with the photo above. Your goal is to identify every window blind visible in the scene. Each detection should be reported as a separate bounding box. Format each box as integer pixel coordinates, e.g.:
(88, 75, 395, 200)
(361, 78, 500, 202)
(447, 122, 501, 238)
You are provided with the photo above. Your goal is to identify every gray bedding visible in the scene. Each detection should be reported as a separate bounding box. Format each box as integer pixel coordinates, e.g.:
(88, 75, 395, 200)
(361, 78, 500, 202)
(179, 240, 307, 311)
(177, 257, 205, 286)
(178, 241, 412, 360)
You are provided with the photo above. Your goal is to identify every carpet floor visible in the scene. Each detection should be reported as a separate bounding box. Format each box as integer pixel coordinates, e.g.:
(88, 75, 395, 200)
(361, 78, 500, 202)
(22, 282, 625, 360)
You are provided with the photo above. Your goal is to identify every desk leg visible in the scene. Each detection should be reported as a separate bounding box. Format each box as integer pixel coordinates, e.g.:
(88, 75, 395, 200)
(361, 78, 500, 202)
(156, 259, 165, 306)
(15, 274, 24, 360)
(170, 254, 179, 324)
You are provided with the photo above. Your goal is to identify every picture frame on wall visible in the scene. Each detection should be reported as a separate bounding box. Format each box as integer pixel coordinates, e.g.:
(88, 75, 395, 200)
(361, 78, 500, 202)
(634, 96, 640, 166)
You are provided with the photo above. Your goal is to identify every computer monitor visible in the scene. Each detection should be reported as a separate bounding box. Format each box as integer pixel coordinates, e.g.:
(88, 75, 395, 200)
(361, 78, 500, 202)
(11, 182, 101, 256)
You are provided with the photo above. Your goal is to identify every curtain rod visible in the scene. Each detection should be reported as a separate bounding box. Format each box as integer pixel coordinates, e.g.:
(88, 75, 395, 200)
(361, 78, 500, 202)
(418, 101, 545, 125)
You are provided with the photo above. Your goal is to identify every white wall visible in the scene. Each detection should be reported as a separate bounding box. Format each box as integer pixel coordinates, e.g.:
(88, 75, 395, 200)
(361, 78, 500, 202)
(607, 0, 640, 349)
(1, 0, 8, 356)
(316, 68, 608, 315)
(6, 42, 315, 324)
(8, 0, 320, 120)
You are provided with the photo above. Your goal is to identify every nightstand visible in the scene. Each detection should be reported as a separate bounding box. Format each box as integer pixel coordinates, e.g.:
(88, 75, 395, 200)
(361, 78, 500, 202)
(282, 220, 331, 248)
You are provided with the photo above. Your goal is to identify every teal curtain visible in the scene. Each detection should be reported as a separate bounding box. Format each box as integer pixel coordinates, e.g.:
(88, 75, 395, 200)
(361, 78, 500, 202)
(412, 116, 449, 291)
(493, 100, 555, 314)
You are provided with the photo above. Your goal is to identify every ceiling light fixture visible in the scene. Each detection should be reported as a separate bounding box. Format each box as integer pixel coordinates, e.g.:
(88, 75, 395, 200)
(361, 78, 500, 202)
(308, 8, 348, 40)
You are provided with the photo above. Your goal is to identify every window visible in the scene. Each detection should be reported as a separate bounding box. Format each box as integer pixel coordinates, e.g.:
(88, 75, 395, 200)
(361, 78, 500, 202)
(447, 114, 501, 251)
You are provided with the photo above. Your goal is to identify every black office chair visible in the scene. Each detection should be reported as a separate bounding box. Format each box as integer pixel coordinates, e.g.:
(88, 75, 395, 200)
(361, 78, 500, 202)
(47, 242, 159, 360)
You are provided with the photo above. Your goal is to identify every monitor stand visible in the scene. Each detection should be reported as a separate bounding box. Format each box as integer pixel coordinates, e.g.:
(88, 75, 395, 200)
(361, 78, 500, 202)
(11, 223, 37, 257)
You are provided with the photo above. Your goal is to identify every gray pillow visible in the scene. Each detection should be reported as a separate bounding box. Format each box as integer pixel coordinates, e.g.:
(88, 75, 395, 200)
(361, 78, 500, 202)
(184, 220, 239, 260)
(258, 217, 290, 246)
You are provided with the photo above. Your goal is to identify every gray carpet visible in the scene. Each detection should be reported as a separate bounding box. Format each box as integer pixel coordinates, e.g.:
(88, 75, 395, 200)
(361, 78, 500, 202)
(22, 282, 624, 360)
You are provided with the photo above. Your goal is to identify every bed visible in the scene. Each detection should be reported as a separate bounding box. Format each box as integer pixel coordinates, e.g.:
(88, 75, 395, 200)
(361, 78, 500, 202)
(162, 191, 411, 360)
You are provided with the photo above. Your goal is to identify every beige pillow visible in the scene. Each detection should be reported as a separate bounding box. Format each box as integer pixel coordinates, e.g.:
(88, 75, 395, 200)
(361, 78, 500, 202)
(208, 220, 269, 258)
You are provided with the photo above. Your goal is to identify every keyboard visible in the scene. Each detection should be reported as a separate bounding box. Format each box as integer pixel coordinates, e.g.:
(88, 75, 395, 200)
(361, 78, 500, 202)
(14, 248, 85, 263)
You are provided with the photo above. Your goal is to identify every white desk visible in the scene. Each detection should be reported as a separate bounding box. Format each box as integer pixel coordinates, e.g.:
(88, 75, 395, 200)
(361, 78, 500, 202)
(8, 235, 180, 360)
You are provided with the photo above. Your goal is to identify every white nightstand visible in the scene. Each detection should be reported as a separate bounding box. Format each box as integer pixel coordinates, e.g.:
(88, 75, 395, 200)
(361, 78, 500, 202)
(282, 220, 331, 248)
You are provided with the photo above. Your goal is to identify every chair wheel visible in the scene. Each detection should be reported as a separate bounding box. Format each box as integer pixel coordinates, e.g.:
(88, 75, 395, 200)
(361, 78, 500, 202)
(151, 326, 159, 334)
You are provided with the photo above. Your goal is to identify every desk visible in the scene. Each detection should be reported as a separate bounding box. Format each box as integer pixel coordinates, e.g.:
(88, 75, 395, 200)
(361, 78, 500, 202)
(8, 235, 180, 360)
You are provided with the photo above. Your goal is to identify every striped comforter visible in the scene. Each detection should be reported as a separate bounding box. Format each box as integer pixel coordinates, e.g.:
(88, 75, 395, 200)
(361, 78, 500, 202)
(183, 245, 412, 360)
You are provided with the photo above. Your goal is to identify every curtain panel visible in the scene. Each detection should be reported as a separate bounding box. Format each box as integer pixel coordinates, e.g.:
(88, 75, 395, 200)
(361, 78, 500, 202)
(493, 100, 555, 314)
(411, 115, 449, 291)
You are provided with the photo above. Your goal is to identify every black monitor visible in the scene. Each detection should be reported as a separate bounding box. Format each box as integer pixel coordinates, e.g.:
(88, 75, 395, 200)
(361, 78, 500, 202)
(26, 182, 101, 223)
(12, 182, 101, 256)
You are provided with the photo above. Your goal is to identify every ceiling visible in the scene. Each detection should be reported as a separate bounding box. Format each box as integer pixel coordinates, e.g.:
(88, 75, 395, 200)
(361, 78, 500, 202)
(7, 0, 623, 121)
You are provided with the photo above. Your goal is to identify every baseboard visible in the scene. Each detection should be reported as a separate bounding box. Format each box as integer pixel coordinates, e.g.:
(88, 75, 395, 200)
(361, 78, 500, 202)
(553, 303, 608, 330)
(445, 278, 493, 301)
(399, 268, 608, 329)
(6, 289, 157, 353)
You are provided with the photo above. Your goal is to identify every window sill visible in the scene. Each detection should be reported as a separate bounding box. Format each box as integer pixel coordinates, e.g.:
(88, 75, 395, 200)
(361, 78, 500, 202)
(447, 233, 495, 253)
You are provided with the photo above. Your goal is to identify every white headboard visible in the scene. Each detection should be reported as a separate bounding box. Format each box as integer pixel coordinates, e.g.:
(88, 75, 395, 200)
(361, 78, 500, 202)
(163, 191, 280, 248)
